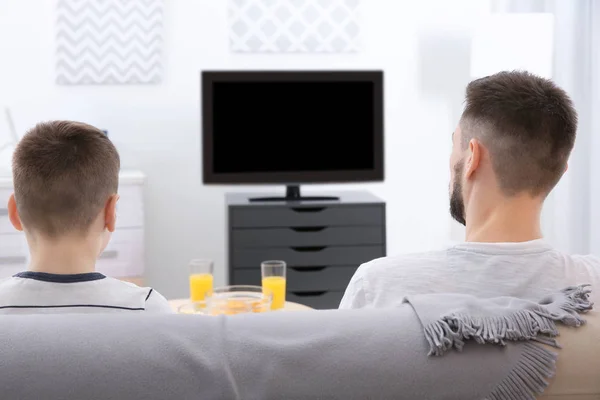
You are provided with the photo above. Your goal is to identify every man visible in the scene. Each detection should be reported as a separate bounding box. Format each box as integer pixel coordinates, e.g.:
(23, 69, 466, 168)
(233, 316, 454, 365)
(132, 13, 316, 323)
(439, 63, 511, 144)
(339, 70, 600, 309)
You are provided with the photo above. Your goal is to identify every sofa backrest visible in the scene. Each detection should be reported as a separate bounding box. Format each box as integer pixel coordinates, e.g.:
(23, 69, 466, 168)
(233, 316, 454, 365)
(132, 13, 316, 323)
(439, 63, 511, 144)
(0, 309, 597, 400)
(539, 310, 600, 400)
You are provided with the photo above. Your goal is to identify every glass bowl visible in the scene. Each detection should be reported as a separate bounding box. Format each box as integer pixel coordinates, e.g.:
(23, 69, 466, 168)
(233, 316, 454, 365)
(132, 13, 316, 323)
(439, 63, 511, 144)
(207, 285, 272, 315)
(177, 300, 208, 315)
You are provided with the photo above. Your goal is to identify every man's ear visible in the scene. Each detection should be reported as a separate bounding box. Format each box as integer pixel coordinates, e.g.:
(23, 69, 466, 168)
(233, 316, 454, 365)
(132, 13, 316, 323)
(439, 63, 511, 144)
(104, 194, 119, 233)
(465, 139, 482, 179)
(7, 193, 23, 232)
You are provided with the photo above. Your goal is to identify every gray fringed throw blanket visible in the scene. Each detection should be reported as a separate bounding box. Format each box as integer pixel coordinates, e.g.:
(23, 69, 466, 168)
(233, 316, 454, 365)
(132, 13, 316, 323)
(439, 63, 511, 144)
(404, 284, 593, 400)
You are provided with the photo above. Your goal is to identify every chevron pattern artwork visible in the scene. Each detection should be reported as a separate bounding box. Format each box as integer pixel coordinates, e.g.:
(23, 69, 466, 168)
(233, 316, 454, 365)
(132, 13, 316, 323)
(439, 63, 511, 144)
(56, 0, 164, 85)
(228, 0, 361, 53)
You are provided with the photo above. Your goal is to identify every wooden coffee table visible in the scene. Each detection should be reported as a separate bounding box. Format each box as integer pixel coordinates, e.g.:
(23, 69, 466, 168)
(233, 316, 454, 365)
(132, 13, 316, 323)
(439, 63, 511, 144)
(169, 298, 312, 313)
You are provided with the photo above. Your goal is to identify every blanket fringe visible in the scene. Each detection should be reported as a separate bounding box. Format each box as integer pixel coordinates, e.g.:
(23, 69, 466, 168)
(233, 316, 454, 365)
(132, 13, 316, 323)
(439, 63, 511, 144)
(485, 342, 557, 400)
(424, 284, 593, 357)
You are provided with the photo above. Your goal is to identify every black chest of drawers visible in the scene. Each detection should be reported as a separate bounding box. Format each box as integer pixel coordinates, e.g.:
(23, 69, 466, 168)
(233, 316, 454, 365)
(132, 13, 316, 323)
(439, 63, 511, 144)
(226, 191, 386, 309)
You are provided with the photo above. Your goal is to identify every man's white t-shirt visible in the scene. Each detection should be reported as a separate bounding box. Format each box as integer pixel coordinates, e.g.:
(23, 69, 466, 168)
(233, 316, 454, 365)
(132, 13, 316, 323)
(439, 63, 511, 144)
(339, 240, 600, 309)
(0, 271, 173, 314)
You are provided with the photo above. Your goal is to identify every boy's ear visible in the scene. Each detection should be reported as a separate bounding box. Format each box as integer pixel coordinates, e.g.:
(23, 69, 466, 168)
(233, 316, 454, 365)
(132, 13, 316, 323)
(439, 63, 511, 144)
(104, 194, 119, 233)
(7, 194, 23, 232)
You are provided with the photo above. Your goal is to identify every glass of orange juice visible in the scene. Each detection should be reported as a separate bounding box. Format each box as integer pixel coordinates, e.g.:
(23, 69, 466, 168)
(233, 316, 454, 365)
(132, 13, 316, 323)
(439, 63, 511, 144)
(189, 259, 214, 303)
(261, 260, 286, 310)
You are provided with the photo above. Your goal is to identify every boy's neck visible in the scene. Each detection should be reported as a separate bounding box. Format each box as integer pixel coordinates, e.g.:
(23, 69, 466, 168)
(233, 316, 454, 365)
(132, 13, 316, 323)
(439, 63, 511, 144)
(27, 236, 98, 275)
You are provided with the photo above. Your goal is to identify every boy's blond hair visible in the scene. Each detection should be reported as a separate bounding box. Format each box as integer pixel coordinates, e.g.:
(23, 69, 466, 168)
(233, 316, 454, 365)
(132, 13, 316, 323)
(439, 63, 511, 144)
(12, 121, 120, 237)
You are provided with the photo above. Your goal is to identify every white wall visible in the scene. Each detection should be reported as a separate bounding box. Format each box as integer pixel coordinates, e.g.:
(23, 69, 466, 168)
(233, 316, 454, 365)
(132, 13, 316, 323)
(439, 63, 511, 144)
(0, 0, 491, 298)
(590, 3, 600, 255)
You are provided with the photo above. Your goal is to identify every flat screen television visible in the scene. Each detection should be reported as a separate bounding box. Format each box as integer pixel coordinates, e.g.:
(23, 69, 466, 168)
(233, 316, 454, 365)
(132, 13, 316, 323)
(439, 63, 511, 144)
(202, 70, 384, 201)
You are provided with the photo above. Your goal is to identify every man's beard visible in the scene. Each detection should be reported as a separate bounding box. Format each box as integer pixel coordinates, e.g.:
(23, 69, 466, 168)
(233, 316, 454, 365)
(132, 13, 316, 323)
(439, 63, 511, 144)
(449, 160, 466, 226)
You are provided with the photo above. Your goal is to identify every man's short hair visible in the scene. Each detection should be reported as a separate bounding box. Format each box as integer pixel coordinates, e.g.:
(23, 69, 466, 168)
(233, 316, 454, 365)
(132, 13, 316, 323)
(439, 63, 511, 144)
(12, 121, 120, 237)
(461, 70, 577, 196)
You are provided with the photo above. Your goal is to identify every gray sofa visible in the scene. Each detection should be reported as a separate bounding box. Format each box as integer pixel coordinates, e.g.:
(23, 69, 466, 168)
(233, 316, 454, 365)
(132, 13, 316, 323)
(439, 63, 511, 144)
(0, 308, 598, 400)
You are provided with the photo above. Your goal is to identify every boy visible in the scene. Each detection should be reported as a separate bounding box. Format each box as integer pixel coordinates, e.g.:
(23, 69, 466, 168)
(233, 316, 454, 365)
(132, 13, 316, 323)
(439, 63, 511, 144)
(1, 120, 172, 313)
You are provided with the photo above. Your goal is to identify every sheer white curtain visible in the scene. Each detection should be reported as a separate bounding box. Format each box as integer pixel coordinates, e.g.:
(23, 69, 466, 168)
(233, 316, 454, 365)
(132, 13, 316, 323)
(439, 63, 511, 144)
(492, 0, 600, 255)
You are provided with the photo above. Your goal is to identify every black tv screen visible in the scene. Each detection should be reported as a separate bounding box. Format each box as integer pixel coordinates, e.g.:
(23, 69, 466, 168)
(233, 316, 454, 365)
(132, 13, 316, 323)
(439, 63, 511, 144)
(202, 71, 384, 184)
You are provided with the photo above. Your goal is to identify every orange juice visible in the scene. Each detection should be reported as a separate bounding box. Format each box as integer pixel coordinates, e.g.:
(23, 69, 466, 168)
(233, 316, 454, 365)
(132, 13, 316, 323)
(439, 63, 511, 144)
(189, 273, 213, 302)
(262, 276, 286, 310)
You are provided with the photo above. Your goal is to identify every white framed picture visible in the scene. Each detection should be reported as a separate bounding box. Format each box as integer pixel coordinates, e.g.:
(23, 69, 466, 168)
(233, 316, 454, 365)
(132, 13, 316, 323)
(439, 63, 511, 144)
(229, 0, 361, 53)
(55, 0, 164, 85)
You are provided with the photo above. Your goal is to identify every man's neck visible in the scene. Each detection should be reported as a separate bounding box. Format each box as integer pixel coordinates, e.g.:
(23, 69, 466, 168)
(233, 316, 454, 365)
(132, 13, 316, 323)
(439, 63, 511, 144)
(27, 237, 98, 275)
(465, 196, 543, 243)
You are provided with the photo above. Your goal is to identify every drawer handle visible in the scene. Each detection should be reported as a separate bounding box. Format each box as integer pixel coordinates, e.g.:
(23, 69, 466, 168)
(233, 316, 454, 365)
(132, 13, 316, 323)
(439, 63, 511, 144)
(291, 207, 325, 213)
(0, 209, 8, 217)
(290, 266, 327, 272)
(290, 227, 326, 233)
(0, 256, 27, 265)
(290, 291, 327, 297)
(99, 250, 119, 260)
(290, 246, 327, 253)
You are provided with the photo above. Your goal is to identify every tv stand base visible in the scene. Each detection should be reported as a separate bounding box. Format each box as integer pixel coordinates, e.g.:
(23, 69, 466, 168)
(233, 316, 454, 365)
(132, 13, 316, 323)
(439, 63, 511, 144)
(249, 185, 340, 202)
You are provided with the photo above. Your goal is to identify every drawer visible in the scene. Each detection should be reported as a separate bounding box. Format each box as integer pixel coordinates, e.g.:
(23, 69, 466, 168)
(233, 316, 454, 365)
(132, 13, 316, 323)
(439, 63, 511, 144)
(0, 187, 13, 234)
(231, 205, 383, 228)
(0, 233, 28, 278)
(96, 228, 144, 278)
(0, 233, 28, 257)
(232, 227, 384, 248)
(232, 265, 358, 291)
(232, 245, 384, 268)
(116, 185, 144, 228)
(287, 290, 344, 310)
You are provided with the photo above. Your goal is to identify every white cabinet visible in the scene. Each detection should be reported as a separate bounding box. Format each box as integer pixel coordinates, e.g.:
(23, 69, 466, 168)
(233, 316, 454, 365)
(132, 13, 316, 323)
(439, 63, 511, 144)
(97, 228, 144, 278)
(0, 170, 145, 280)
